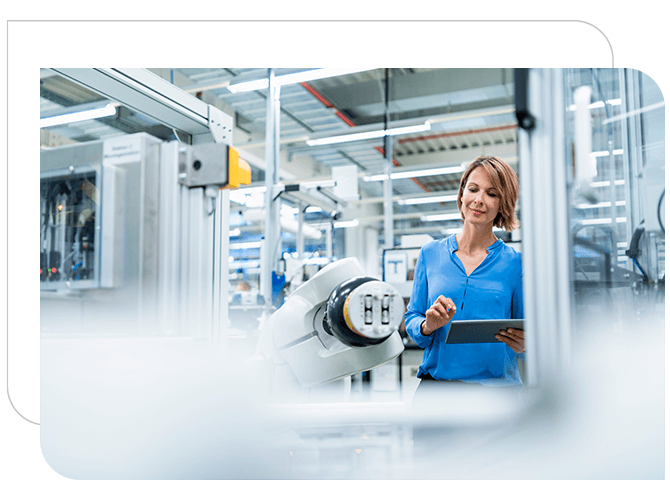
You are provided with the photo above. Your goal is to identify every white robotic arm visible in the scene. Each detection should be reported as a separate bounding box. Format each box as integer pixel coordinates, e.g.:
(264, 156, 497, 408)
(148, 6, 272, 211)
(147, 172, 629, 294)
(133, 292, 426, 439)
(256, 258, 405, 388)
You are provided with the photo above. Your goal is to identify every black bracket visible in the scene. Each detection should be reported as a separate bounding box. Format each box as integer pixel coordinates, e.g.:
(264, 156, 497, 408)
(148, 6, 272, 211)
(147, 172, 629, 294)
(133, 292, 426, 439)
(514, 68, 536, 131)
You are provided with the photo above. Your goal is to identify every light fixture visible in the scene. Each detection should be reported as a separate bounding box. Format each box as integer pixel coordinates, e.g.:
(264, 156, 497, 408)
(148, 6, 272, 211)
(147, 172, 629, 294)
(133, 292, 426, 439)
(578, 217, 627, 226)
(40, 103, 117, 128)
(230, 241, 263, 250)
(568, 98, 622, 111)
(420, 213, 463, 222)
(575, 200, 626, 209)
(306, 122, 431, 147)
(363, 165, 465, 182)
(590, 179, 625, 188)
(590, 149, 624, 158)
(333, 219, 359, 228)
(397, 194, 458, 205)
(229, 259, 261, 268)
(228, 68, 377, 93)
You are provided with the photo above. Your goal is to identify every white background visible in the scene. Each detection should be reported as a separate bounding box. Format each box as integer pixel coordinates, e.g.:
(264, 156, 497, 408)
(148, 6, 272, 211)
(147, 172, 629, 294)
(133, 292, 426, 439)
(2, 2, 668, 498)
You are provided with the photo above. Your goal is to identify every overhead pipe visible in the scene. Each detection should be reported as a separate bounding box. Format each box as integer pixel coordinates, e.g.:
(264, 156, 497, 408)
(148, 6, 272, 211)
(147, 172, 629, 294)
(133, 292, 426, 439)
(300, 81, 518, 196)
(300, 82, 357, 127)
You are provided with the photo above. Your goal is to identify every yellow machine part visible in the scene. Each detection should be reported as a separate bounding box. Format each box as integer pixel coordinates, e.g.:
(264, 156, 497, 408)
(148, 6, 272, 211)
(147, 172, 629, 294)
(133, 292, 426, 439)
(225, 146, 251, 189)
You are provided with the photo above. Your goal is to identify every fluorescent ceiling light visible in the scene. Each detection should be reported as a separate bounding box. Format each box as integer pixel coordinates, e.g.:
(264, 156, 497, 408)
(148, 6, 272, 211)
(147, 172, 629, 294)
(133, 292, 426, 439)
(575, 200, 626, 209)
(229, 259, 261, 268)
(392, 165, 465, 180)
(230, 241, 263, 250)
(306, 122, 431, 147)
(420, 213, 463, 222)
(590, 149, 624, 158)
(568, 98, 622, 111)
(228, 68, 377, 93)
(363, 165, 465, 182)
(333, 219, 359, 228)
(590, 180, 625, 188)
(398, 194, 458, 205)
(578, 217, 627, 225)
(40, 103, 117, 128)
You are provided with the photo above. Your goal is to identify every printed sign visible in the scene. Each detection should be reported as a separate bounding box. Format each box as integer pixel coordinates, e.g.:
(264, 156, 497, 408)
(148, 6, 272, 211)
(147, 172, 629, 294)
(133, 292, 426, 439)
(103, 135, 142, 164)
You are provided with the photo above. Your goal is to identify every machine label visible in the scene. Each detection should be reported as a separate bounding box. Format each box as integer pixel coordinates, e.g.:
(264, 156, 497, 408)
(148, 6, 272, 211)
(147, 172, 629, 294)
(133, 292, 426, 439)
(103, 136, 142, 164)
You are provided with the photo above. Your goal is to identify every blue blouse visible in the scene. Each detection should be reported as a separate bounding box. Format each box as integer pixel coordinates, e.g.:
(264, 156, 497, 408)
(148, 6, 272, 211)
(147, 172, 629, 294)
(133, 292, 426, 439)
(404, 235, 524, 386)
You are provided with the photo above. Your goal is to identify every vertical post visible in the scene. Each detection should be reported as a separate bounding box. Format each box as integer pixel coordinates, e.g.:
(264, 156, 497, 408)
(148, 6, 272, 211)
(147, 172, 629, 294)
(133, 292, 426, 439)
(325, 224, 333, 262)
(383, 134, 394, 249)
(212, 188, 230, 352)
(273, 79, 282, 266)
(297, 202, 305, 261)
(383, 69, 394, 249)
(263, 69, 280, 310)
(619, 68, 633, 270)
(518, 68, 574, 387)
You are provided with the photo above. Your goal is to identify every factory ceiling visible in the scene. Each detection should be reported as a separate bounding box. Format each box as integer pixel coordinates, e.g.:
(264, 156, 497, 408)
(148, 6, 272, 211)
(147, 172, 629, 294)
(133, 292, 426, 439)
(40, 68, 520, 239)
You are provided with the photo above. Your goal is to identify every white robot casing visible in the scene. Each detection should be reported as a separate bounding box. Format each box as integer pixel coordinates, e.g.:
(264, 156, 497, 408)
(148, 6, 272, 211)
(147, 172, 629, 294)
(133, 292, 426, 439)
(257, 257, 405, 387)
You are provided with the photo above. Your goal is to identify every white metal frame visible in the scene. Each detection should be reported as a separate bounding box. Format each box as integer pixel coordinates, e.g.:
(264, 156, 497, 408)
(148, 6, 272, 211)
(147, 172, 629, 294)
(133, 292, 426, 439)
(52, 68, 233, 346)
(518, 69, 574, 386)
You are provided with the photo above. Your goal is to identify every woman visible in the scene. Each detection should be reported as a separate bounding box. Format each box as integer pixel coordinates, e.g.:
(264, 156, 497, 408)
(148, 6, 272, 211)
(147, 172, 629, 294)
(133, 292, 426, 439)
(404, 156, 525, 388)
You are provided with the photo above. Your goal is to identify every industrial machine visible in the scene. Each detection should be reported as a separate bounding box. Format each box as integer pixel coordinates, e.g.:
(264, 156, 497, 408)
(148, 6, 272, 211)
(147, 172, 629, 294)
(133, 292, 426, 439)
(40, 164, 105, 288)
(256, 257, 405, 390)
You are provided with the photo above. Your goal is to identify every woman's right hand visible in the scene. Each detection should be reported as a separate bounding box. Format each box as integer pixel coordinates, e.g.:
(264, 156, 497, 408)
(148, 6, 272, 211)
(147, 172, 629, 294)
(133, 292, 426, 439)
(421, 295, 457, 335)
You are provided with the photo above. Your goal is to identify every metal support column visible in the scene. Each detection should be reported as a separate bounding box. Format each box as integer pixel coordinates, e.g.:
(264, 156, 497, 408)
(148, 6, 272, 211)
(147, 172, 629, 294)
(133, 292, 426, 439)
(518, 68, 574, 386)
(263, 69, 281, 310)
(383, 134, 394, 249)
(383, 68, 394, 249)
(297, 202, 305, 261)
(325, 224, 333, 262)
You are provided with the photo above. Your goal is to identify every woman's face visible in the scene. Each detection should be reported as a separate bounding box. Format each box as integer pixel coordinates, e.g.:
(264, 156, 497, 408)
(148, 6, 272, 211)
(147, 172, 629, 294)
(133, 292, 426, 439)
(460, 166, 501, 227)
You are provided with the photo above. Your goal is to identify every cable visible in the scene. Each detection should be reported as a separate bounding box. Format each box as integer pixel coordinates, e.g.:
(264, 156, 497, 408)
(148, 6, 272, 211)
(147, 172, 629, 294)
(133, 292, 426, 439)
(632, 257, 649, 281)
(626, 221, 649, 281)
(657, 189, 665, 234)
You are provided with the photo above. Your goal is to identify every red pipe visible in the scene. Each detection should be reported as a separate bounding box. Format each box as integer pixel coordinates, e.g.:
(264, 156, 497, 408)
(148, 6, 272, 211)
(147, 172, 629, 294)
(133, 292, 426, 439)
(300, 82, 356, 127)
(301, 81, 430, 192)
(374, 146, 401, 167)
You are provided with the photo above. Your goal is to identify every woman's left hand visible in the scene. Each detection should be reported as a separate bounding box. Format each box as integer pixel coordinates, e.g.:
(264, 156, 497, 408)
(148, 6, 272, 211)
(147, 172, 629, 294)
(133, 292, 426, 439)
(496, 328, 525, 354)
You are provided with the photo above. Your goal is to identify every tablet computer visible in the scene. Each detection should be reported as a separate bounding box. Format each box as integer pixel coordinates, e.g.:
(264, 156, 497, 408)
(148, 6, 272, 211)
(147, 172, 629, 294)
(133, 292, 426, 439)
(444, 319, 524, 344)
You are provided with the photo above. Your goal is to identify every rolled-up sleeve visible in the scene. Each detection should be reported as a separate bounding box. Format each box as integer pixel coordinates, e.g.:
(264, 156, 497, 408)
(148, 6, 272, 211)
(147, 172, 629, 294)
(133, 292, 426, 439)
(404, 248, 434, 349)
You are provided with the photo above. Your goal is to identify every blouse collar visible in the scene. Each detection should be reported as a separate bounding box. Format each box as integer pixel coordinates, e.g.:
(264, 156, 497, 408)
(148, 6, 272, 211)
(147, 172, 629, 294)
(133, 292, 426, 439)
(447, 233, 502, 253)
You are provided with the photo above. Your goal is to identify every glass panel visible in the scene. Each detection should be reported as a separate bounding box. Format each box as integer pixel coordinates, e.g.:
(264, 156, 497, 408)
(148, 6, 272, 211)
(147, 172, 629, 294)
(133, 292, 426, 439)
(40, 167, 100, 288)
(563, 69, 665, 339)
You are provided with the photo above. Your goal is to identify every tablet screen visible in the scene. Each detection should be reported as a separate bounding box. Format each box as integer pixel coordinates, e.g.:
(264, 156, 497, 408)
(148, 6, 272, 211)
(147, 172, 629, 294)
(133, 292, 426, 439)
(444, 319, 524, 344)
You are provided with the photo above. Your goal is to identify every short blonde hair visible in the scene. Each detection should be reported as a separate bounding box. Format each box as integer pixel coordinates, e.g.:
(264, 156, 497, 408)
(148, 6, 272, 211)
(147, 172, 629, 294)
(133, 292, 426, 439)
(457, 156, 519, 231)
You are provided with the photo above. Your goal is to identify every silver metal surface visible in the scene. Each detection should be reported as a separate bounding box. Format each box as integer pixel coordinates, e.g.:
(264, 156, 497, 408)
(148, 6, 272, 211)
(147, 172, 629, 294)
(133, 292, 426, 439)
(518, 69, 574, 386)
(178, 142, 230, 188)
